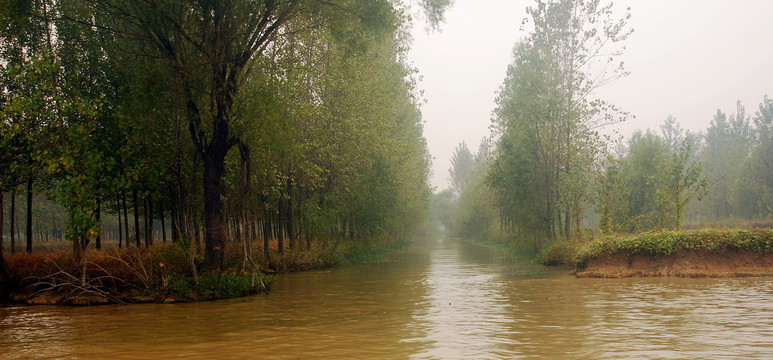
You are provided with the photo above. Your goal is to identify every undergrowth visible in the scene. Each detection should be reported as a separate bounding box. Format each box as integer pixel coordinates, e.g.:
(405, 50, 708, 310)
(2, 235, 415, 305)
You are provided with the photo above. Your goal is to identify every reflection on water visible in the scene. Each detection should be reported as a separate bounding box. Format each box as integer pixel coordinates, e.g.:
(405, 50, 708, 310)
(405, 238, 518, 359)
(1, 237, 773, 359)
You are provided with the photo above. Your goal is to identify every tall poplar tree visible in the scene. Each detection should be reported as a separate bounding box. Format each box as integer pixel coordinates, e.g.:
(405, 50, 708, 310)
(489, 0, 631, 247)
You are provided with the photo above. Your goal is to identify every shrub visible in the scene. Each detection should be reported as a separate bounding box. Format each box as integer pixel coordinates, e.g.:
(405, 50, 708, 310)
(541, 240, 582, 267)
(195, 270, 255, 299)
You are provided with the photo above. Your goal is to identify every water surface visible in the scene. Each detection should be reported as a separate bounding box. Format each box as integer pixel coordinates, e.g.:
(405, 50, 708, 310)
(2, 237, 772, 359)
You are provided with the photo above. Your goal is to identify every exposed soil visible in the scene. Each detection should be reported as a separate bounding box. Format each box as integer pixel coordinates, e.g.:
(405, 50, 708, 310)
(575, 249, 773, 278)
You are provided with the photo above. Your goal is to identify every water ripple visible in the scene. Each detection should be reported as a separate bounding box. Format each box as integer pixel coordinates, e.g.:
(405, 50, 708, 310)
(1, 238, 772, 359)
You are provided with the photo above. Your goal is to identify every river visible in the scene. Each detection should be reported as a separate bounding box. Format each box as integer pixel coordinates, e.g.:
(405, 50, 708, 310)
(2, 237, 773, 359)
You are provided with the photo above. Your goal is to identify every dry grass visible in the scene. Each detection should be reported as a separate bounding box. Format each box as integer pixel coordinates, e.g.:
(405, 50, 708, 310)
(2, 235, 406, 304)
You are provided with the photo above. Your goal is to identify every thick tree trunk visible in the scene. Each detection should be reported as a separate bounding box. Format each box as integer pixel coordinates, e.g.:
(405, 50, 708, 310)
(287, 179, 295, 251)
(175, 171, 185, 244)
(117, 191, 123, 248)
(72, 226, 81, 260)
(194, 219, 201, 250)
(573, 203, 582, 241)
(15, 215, 20, 251)
(0, 192, 5, 270)
(171, 206, 179, 243)
(10, 191, 15, 255)
(160, 201, 167, 243)
(277, 198, 284, 255)
(232, 219, 240, 244)
(26, 177, 33, 253)
(203, 149, 228, 270)
(144, 195, 153, 247)
(0, 192, 7, 288)
(243, 216, 251, 244)
(79, 237, 87, 283)
(95, 198, 102, 249)
(122, 190, 130, 247)
(133, 189, 141, 247)
(262, 217, 270, 262)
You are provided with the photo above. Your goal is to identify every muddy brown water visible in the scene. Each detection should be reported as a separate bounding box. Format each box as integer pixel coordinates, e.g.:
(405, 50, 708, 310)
(2, 237, 773, 359)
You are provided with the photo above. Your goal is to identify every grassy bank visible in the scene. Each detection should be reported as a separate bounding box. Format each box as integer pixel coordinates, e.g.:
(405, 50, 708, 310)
(536, 228, 773, 277)
(573, 228, 773, 268)
(1, 236, 415, 305)
(447, 228, 773, 277)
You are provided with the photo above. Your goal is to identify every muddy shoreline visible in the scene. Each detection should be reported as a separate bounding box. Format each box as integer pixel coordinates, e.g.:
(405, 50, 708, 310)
(575, 249, 773, 278)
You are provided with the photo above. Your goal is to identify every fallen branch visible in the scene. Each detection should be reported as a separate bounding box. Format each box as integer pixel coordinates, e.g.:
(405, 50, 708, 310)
(245, 253, 269, 294)
(25, 258, 135, 304)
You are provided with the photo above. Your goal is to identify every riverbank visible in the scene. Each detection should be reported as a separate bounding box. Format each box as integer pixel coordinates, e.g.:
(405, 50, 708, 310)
(0, 237, 414, 305)
(572, 228, 773, 278)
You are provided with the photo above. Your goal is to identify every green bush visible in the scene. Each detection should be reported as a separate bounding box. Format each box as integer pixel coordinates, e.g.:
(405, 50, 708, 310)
(164, 270, 273, 300)
(196, 271, 254, 298)
(541, 240, 582, 267)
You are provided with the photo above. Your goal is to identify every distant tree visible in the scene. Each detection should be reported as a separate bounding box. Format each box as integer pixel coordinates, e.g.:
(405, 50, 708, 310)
(595, 155, 624, 235)
(448, 142, 475, 197)
(748, 96, 773, 215)
(617, 130, 669, 231)
(699, 103, 754, 219)
(489, 0, 631, 247)
(475, 138, 491, 171)
(452, 175, 496, 240)
(429, 189, 455, 230)
(660, 115, 684, 152)
(443, 138, 496, 240)
(657, 138, 708, 229)
(0, 0, 59, 253)
(1, 56, 57, 254)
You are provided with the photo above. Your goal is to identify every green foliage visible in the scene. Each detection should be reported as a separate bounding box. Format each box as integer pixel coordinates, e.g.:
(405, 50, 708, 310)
(1, 52, 109, 251)
(749, 96, 773, 215)
(451, 175, 495, 239)
(487, 0, 632, 250)
(574, 228, 773, 267)
(696, 105, 753, 219)
(439, 139, 498, 242)
(595, 97, 773, 234)
(657, 138, 708, 229)
(594, 120, 709, 234)
(541, 239, 583, 267)
(0, 0, 443, 274)
(417, 0, 454, 31)
(448, 142, 476, 197)
(428, 189, 454, 230)
(173, 270, 264, 300)
(617, 131, 670, 230)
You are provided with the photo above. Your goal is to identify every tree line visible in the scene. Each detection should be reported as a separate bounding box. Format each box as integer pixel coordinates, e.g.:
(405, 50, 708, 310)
(436, 0, 773, 254)
(1, 0, 449, 271)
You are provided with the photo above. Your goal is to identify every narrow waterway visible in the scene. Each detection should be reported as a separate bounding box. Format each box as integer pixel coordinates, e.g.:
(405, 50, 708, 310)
(2, 237, 773, 359)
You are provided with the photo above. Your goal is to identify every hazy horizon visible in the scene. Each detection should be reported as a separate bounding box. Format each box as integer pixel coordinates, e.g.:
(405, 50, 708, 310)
(408, 0, 773, 191)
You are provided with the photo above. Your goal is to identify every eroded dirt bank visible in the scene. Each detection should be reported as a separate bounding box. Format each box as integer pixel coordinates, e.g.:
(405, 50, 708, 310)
(575, 250, 773, 278)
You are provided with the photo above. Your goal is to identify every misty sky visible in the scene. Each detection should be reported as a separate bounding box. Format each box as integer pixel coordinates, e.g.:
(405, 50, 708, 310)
(408, 0, 773, 191)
